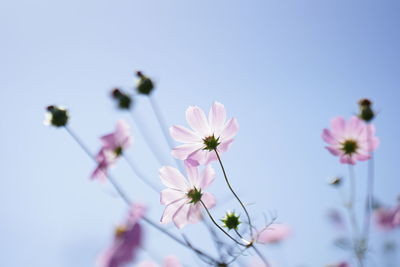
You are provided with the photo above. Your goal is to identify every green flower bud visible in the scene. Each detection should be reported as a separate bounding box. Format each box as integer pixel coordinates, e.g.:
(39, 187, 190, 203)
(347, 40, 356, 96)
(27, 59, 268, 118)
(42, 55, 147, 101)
(329, 176, 342, 186)
(111, 88, 132, 110)
(45, 105, 69, 127)
(221, 211, 241, 230)
(136, 71, 154, 95)
(358, 98, 375, 122)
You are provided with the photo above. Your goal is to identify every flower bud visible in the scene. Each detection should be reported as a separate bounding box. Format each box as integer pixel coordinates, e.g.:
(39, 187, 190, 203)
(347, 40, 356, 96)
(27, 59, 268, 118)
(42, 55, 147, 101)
(221, 211, 241, 230)
(111, 88, 132, 110)
(44, 105, 69, 127)
(135, 71, 154, 95)
(358, 98, 375, 122)
(328, 176, 342, 186)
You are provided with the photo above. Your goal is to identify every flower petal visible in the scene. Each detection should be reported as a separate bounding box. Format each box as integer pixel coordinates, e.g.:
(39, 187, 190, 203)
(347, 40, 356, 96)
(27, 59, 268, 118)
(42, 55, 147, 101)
(171, 143, 203, 160)
(160, 189, 186, 205)
(164, 256, 182, 267)
(330, 117, 346, 137)
(184, 161, 200, 188)
(170, 125, 200, 143)
(201, 192, 216, 209)
(209, 102, 226, 134)
(186, 106, 210, 136)
(321, 129, 336, 145)
(187, 204, 202, 224)
(172, 202, 191, 228)
(199, 165, 215, 189)
(160, 199, 186, 224)
(219, 118, 239, 141)
(159, 166, 188, 191)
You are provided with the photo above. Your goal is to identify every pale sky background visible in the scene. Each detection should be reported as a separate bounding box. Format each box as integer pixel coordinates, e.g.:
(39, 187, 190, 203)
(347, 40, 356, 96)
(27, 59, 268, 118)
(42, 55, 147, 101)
(1, 0, 400, 266)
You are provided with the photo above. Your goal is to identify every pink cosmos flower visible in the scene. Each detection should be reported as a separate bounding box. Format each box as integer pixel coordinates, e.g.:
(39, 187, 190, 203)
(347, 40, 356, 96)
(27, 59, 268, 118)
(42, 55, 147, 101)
(374, 205, 400, 230)
(97, 204, 145, 267)
(91, 120, 132, 181)
(170, 102, 239, 165)
(322, 116, 379, 165)
(257, 224, 291, 244)
(159, 161, 216, 228)
(138, 256, 182, 267)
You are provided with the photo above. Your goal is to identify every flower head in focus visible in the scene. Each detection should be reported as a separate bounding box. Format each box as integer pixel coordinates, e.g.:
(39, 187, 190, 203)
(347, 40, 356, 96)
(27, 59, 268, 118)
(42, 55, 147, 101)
(91, 120, 132, 181)
(170, 102, 239, 165)
(97, 204, 145, 267)
(256, 224, 291, 244)
(322, 116, 379, 165)
(374, 205, 400, 231)
(138, 256, 182, 267)
(44, 105, 69, 127)
(159, 161, 216, 228)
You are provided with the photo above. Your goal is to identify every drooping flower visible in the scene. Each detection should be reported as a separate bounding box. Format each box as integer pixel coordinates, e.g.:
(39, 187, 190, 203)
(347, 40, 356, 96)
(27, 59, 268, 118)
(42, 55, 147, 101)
(97, 204, 145, 267)
(91, 120, 132, 181)
(374, 205, 400, 230)
(321, 116, 379, 165)
(159, 161, 216, 228)
(138, 256, 182, 267)
(256, 224, 291, 244)
(170, 102, 239, 165)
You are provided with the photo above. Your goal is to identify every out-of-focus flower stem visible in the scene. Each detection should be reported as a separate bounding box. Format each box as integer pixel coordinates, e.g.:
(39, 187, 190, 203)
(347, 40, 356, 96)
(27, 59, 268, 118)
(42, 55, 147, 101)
(122, 155, 160, 192)
(214, 149, 254, 237)
(63, 126, 220, 266)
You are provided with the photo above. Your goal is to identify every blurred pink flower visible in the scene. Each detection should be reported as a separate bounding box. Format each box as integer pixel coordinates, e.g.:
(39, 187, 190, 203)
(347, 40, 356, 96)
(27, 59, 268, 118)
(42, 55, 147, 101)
(97, 204, 145, 267)
(327, 209, 346, 230)
(327, 262, 350, 267)
(374, 205, 400, 230)
(138, 256, 182, 267)
(170, 102, 238, 165)
(159, 161, 216, 228)
(322, 116, 379, 165)
(91, 120, 132, 181)
(257, 224, 291, 244)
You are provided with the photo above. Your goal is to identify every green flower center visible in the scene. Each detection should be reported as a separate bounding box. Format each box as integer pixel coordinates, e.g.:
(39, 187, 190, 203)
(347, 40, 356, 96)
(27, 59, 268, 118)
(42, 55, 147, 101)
(221, 212, 241, 230)
(341, 139, 358, 155)
(203, 135, 220, 151)
(187, 188, 202, 204)
(114, 146, 123, 156)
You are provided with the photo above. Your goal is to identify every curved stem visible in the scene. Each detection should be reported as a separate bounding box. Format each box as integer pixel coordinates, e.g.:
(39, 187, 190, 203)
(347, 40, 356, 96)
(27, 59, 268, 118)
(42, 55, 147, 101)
(214, 149, 254, 237)
(123, 154, 160, 193)
(148, 95, 183, 170)
(251, 244, 270, 267)
(63, 126, 219, 265)
(200, 200, 246, 247)
(129, 111, 168, 166)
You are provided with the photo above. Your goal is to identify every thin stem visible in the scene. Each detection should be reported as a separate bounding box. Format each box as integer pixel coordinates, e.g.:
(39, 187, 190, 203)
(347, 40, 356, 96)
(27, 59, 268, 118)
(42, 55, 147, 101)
(362, 124, 375, 243)
(214, 149, 254, 237)
(123, 155, 160, 193)
(251, 245, 270, 267)
(200, 200, 246, 247)
(129, 111, 168, 166)
(63, 126, 219, 265)
(148, 95, 182, 169)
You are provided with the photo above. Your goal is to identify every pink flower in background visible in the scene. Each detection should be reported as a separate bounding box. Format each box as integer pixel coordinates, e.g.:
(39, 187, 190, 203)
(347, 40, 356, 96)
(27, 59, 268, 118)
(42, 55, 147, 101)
(170, 102, 239, 165)
(138, 256, 182, 267)
(97, 204, 145, 267)
(374, 205, 400, 230)
(327, 209, 346, 230)
(327, 262, 350, 267)
(322, 116, 379, 165)
(91, 120, 132, 181)
(159, 161, 216, 228)
(257, 224, 291, 244)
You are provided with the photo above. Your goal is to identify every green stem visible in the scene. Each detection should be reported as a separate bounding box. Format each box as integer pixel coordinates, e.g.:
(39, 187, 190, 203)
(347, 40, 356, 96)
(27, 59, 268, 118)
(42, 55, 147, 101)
(200, 200, 246, 247)
(214, 149, 254, 237)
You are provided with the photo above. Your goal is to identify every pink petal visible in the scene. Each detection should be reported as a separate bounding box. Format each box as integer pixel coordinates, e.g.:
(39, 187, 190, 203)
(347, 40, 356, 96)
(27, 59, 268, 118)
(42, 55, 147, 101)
(186, 106, 210, 136)
(257, 224, 291, 244)
(330, 117, 346, 136)
(160, 199, 186, 224)
(164, 256, 182, 267)
(172, 202, 191, 229)
(218, 139, 234, 153)
(171, 143, 203, 160)
(208, 102, 226, 134)
(347, 116, 363, 136)
(354, 153, 370, 161)
(160, 189, 186, 205)
(321, 129, 336, 144)
(184, 161, 200, 188)
(201, 192, 216, 209)
(325, 146, 341, 156)
(115, 120, 132, 148)
(169, 125, 200, 143)
(219, 118, 239, 141)
(340, 154, 356, 165)
(159, 166, 188, 191)
(187, 205, 202, 224)
(138, 261, 158, 267)
(188, 149, 210, 165)
(199, 165, 215, 189)
(91, 166, 108, 182)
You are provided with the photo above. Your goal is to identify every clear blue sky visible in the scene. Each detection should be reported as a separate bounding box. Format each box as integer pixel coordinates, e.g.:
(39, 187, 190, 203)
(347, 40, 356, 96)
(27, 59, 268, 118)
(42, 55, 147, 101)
(1, 0, 399, 266)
